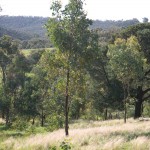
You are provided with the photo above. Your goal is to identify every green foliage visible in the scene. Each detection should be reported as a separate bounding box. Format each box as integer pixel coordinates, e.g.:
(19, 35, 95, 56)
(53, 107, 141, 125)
(143, 102, 150, 117)
(27, 126, 47, 134)
(121, 23, 150, 62)
(11, 118, 29, 131)
(46, 115, 64, 132)
(107, 36, 146, 84)
(60, 139, 72, 150)
(21, 38, 52, 49)
(46, 0, 92, 56)
(121, 23, 150, 39)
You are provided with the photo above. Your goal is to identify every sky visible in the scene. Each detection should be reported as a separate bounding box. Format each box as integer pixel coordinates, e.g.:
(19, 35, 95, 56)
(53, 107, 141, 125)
(0, 0, 150, 21)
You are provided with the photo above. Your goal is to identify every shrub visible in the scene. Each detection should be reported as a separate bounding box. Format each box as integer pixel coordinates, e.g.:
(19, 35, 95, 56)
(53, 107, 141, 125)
(60, 139, 72, 150)
(11, 118, 29, 131)
(26, 125, 47, 134)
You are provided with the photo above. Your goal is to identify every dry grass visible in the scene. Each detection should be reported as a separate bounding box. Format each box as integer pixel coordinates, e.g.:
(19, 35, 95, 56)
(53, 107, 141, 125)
(1, 118, 150, 150)
(102, 137, 124, 150)
(0, 118, 5, 124)
(131, 136, 150, 150)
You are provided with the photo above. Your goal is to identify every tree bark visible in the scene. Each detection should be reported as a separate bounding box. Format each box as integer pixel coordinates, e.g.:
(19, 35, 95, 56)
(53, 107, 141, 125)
(41, 109, 44, 127)
(134, 86, 143, 119)
(5, 108, 9, 125)
(1, 67, 7, 121)
(32, 117, 35, 125)
(123, 84, 127, 123)
(65, 66, 70, 136)
(134, 100, 143, 118)
(1, 109, 5, 119)
(1, 67, 6, 85)
(104, 108, 108, 120)
(124, 99, 127, 123)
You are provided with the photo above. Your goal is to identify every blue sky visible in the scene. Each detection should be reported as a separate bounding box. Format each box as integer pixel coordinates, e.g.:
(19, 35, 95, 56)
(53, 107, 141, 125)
(0, 0, 150, 21)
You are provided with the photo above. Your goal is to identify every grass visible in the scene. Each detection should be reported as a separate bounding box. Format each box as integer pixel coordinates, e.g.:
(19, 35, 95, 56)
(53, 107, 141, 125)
(0, 120, 26, 145)
(0, 118, 150, 149)
(21, 48, 54, 57)
(21, 49, 37, 57)
(0, 119, 46, 146)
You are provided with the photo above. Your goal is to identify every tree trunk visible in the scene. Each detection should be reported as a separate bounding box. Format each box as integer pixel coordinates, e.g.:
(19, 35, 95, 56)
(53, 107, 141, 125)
(5, 108, 9, 125)
(32, 117, 35, 125)
(1, 67, 7, 122)
(1, 67, 6, 85)
(104, 108, 108, 120)
(124, 99, 127, 123)
(65, 67, 70, 136)
(134, 100, 143, 119)
(41, 109, 44, 127)
(123, 84, 127, 123)
(1, 109, 5, 119)
(134, 86, 143, 119)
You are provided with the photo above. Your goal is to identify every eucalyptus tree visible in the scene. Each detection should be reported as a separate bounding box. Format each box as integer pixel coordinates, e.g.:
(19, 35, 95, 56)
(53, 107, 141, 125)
(86, 27, 124, 120)
(121, 23, 150, 118)
(107, 36, 146, 122)
(0, 35, 19, 124)
(0, 35, 29, 124)
(46, 0, 94, 135)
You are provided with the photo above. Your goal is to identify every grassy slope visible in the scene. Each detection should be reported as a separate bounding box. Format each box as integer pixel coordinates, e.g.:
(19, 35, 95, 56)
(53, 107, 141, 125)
(21, 48, 53, 56)
(21, 49, 42, 57)
(0, 118, 150, 150)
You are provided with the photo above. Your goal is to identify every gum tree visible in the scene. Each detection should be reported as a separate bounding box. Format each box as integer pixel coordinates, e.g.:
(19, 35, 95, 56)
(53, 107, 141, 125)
(46, 0, 93, 135)
(0, 35, 18, 124)
(121, 23, 150, 118)
(107, 36, 146, 122)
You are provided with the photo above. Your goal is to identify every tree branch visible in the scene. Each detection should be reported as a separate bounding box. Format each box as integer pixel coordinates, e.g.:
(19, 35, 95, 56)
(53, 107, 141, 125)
(143, 88, 150, 95)
(143, 94, 150, 101)
(145, 69, 150, 76)
(100, 60, 111, 87)
(145, 77, 150, 80)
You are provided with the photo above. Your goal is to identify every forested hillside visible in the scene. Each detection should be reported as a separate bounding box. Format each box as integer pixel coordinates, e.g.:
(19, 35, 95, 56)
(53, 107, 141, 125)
(0, 26, 32, 40)
(91, 18, 140, 29)
(0, 16, 140, 40)
(0, 16, 48, 39)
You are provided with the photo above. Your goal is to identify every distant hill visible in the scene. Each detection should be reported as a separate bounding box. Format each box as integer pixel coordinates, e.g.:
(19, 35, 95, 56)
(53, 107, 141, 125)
(91, 18, 140, 29)
(0, 16, 48, 40)
(0, 26, 32, 40)
(0, 16, 140, 40)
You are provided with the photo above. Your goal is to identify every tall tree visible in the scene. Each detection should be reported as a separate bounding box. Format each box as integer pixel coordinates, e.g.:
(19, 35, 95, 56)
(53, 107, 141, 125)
(0, 35, 19, 124)
(46, 0, 93, 136)
(121, 23, 150, 118)
(107, 36, 146, 122)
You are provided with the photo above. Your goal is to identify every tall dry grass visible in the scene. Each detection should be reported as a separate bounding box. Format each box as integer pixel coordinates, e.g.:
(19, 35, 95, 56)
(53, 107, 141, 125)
(1, 118, 150, 150)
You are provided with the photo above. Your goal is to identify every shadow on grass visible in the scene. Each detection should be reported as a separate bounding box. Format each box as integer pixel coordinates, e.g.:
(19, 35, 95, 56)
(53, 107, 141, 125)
(110, 131, 150, 141)
(4, 132, 24, 137)
(0, 123, 25, 138)
(0, 124, 10, 131)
